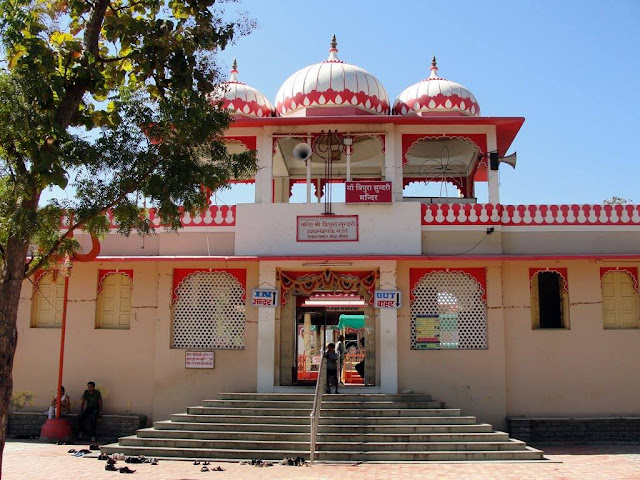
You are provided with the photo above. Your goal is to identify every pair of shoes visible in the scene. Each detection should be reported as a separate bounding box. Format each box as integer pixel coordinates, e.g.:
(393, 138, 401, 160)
(119, 466, 136, 474)
(105, 464, 118, 471)
(193, 460, 200, 465)
(212, 466, 225, 471)
(89, 444, 100, 450)
(150, 458, 158, 465)
(201, 466, 210, 472)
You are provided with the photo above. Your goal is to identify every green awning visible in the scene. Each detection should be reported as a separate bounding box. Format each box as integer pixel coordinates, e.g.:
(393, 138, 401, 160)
(338, 314, 365, 330)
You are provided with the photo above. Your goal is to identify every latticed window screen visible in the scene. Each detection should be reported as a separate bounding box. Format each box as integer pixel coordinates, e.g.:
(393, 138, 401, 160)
(31, 272, 64, 328)
(411, 271, 487, 349)
(172, 271, 246, 349)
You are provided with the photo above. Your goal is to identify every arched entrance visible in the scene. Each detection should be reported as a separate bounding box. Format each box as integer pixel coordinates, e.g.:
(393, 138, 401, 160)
(276, 270, 378, 386)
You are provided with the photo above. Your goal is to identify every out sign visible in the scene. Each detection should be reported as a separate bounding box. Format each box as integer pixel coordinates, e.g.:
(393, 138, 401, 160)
(251, 289, 279, 307)
(374, 290, 402, 309)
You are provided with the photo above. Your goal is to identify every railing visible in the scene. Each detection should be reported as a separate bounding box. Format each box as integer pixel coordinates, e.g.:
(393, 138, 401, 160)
(309, 354, 327, 465)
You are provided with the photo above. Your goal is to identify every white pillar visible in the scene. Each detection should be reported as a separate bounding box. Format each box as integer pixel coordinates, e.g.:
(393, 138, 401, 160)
(254, 131, 273, 204)
(378, 261, 398, 393)
(256, 263, 277, 392)
(487, 129, 500, 204)
(385, 131, 403, 202)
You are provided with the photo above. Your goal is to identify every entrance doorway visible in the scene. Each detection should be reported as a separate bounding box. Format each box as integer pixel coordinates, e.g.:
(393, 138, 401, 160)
(277, 270, 377, 387)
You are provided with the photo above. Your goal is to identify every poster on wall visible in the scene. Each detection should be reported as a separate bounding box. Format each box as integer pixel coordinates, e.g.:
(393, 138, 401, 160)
(414, 314, 440, 350)
(185, 351, 215, 369)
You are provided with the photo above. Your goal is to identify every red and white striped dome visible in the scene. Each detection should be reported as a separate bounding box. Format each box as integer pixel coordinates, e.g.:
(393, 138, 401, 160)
(275, 36, 389, 117)
(393, 57, 480, 117)
(211, 60, 274, 118)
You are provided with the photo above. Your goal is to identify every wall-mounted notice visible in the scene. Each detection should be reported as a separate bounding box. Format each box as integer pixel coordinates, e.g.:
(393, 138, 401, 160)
(374, 290, 402, 309)
(185, 351, 215, 369)
(414, 315, 440, 350)
(297, 215, 358, 242)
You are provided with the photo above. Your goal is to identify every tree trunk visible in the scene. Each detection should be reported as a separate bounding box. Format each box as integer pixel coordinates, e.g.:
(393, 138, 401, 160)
(0, 236, 30, 472)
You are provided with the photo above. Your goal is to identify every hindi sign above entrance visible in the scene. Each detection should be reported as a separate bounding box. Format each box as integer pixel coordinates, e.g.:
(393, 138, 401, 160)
(297, 215, 358, 242)
(345, 181, 392, 204)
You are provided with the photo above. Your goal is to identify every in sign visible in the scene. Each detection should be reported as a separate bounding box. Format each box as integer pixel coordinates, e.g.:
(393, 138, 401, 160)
(251, 288, 279, 307)
(374, 290, 402, 309)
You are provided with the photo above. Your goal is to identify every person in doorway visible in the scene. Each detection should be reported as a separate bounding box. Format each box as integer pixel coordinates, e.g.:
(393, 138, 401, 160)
(336, 335, 346, 385)
(324, 343, 339, 394)
(46, 386, 71, 419)
(78, 381, 103, 442)
(355, 337, 365, 381)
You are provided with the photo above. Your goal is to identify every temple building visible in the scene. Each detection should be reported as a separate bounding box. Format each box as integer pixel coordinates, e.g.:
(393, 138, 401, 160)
(12, 37, 640, 452)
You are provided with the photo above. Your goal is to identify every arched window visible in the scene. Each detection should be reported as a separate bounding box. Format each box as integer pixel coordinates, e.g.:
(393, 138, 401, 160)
(530, 270, 569, 329)
(410, 270, 487, 349)
(96, 272, 132, 329)
(31, 272, 64, 328)
(601, 270, 639, 329)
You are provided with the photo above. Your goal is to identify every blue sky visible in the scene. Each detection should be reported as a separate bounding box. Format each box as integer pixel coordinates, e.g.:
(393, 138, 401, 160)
(217, 0, 640, 205)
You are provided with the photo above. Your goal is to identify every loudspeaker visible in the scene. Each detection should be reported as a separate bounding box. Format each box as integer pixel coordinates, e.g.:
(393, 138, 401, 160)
(292, 142, 312, 161)
(489, 151, 517, 170)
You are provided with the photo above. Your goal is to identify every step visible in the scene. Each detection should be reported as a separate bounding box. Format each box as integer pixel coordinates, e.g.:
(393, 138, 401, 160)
(217, 393, 433, 402)
(202, 399, 443, 409)
(100, 444, 544, 462)
(137, 428, 509, 444)
(318, 415, 476, 425)
(119, 436, 311, 450)
(154, 421, 311, 433)
(318, 408, 459, 417)
(317, 423, 495, 434)
(170, 414, 311, 425)
(317, 440, 527, 452)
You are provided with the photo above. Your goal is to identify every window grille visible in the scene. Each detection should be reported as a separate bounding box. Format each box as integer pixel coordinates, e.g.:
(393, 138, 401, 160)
(172, 271, 246, 349)
(410, 270, 487, 349)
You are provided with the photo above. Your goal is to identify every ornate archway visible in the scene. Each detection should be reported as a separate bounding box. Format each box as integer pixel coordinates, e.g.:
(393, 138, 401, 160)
(276, 270, 378, 386)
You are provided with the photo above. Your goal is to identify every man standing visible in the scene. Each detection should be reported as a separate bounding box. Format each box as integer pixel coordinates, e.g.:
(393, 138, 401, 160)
(78, 381, 103, 442)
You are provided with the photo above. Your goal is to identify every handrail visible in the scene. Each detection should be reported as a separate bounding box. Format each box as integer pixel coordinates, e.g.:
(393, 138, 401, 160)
(309, 353, 328, 464)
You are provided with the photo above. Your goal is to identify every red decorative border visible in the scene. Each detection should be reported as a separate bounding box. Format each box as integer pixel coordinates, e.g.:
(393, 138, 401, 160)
(224, 136, 257, 151)
(393, 92, 480, 117)
(409, 267, 487, 302)
(422, 204, 640, 226)
(275, 88, 390, 116)
(97, 269, 134, 294)
(402, 134, 487, 167)
(296, 215, 359, 242)
(278, 270, 378, 307)
(600, 267, 639, 292)
(172, 268, 247, 304)
(529, 268, 569, 292)
(33, 269, 48, 286)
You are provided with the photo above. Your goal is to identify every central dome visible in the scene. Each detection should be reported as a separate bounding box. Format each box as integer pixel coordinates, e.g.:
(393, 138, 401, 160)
(275, 35, 389, 117)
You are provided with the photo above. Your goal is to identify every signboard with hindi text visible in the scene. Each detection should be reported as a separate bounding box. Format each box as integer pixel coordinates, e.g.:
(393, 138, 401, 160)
(185, 351, 215, 369)
(345, 181, 393, 204)
(297, 215, 358, 242)
(251, 289, 279, 307)
(374, 290, 402, 309)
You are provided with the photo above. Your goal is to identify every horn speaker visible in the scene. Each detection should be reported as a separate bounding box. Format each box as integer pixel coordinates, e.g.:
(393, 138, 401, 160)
(292, 142, 312, 161)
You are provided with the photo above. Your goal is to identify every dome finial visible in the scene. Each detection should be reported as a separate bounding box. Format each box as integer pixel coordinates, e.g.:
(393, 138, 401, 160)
(327, 34, 340, 62)
(429, 56, 438, 78)
(229, 58, 239, 82)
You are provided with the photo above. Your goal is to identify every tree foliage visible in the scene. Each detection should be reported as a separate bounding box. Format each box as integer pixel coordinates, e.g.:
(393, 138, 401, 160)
(0, 0, 256, 470)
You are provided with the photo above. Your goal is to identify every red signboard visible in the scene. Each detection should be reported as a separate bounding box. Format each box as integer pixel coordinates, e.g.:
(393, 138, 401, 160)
(345, 181, 392, 204)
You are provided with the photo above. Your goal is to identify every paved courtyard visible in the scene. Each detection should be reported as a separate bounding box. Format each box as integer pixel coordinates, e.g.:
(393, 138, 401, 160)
(2, 440, 640, 480)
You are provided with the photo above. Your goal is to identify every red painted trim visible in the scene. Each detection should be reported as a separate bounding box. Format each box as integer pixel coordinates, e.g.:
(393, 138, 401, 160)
(409, 267, 487, 302)
(71, 253, 640, 262)
(600, 267, 639, 292)
(172, 268, 246, 303)
(529, 267, 569, 292)
(224, 136, 257, 151)
(278, 270, 378, 307)
(230, 116, 524, 158)
(97, 269, 134, 294)
(73, 234, 101, 262)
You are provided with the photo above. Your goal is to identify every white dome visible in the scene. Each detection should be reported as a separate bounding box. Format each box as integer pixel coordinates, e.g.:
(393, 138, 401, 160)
(393, 57, 480, 117)
(211, 60, 274, 118)
(275, 36, 389, 116)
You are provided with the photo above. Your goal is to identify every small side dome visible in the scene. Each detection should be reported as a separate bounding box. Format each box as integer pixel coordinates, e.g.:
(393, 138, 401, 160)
(275, 35, 389, 116)
(393, 57, 480, 116)
(210, 60, 274, 117)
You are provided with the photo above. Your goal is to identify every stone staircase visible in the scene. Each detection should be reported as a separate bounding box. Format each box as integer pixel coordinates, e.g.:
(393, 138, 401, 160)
(102, 392, 544, 462)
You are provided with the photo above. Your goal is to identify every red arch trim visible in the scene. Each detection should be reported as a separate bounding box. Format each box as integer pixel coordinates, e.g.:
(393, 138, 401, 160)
(409, 268, 487, 303)
(172, 268, 246, 304)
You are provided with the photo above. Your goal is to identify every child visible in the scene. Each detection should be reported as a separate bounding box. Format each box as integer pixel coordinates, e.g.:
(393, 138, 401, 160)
(323, 343, 339, 394)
